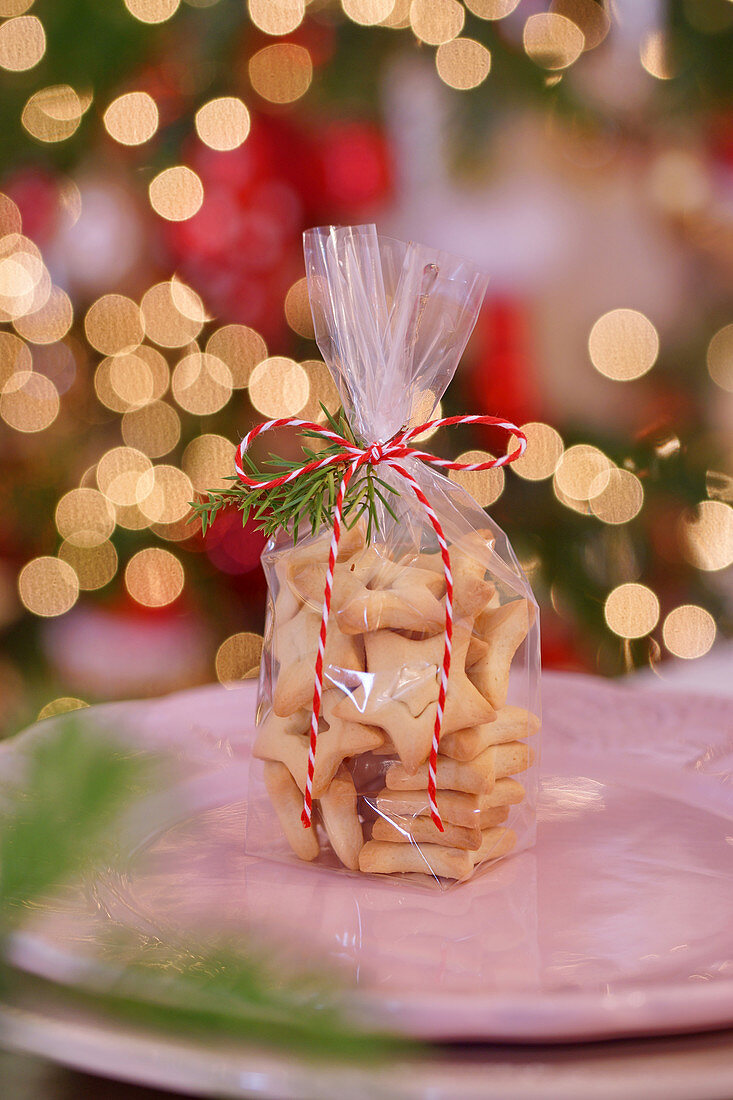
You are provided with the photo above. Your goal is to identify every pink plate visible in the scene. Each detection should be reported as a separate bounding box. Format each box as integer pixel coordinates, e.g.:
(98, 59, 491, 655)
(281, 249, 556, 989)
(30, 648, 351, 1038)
(5, 672, 733, 1044)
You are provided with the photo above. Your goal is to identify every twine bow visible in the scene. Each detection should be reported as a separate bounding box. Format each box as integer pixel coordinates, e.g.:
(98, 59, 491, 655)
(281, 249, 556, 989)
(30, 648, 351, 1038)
(236, 414, 527, 832)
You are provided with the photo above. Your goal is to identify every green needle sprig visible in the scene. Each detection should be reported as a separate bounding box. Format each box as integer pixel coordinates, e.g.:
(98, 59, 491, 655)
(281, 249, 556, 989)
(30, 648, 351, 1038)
(189, 406, 399, 544)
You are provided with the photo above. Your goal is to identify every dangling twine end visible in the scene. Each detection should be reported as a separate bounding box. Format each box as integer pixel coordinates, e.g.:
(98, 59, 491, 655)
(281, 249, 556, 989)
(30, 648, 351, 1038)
(301, 806, 312, 829)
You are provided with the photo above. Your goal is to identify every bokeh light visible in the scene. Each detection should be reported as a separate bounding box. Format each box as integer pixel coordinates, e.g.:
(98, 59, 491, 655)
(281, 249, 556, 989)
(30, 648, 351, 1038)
(511, 422, 564, 481)
(342, 0, 395, 26)
(679, 501, 733, 572)
(58, 539, 118, 591)
(0, 15, 45, 71)
(136, 464, 193, 524)
(85, 294, 144, 355)
(13, 286, 73, 344)
(18, 556, 79, 617)
(435, 38, 491, 90)
(103, 92, 159, 146)
(22, 85, 85, 143)
(604, 583, 660, 639)
(0, 331, 32, 387)
(195, 96, 250, 150)
(0, 371, 59, 432)
(124, 0, 181, 23)
(589, 468, 644, 525)
(662, 605, 716, 660)
(125, 547, 184, 607)
(247, 0, 304, 36)
(206, 324, 266, 388)
(95, 347, 170, 414)
(215, 632, 263, 684)
(122, 400, 181, 457)
(141, 280, 205, 347)
(0, 2, 36, 16)
(449, 450, 504, 506)
(550, 0, 609, 51)
(248, 44, 313, 104)
(182, 433, 235, 492)
(37, 697, 89, 720)
(640, 29, 676, 80)
(523, 13, 584, 70)
(588, 308, 659, 381)
(96, 446, 153, 508)
(55, 488, 116, 547)
(171, 351, 233, 414)
(248, 356, 309, 417)
(554, 444, 612, 502)
(298, 359, 341, 422)
(464, 0, 519, 18)
(284, 277, 315, 338)
(149, 166, 204, 221)
(410, 0, 464, 45)
(706, 325, 733, 392)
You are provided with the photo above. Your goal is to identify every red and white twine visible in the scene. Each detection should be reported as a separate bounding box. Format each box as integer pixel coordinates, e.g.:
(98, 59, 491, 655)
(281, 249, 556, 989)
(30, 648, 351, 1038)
(235, 414, 527, 832)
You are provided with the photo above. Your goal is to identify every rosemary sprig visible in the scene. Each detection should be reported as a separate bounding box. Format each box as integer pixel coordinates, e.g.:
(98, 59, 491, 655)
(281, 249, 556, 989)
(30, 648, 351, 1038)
(189, 406, 399, 542)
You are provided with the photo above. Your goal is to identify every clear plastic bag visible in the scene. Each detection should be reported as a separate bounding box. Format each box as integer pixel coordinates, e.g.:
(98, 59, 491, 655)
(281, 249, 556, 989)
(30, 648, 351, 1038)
(247, 224, 540, 887)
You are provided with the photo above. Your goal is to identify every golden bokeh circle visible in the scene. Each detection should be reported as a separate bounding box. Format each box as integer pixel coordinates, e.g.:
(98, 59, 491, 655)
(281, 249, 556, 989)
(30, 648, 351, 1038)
(0, 15, 45, 71)
(18, 556, 79, 617)
(0, 331, 32, 388)
(0, 192, 22, 237)
(604, 583, 660, 639)
(550, 0, 609, 51)
(706, 325, 733, 393)
(589, 468, 644, 525)
(171, 351, 233, 415)
(247, 0, 304, 35)
(103, 92, 159, 146)
(55, 487, 116, 547)
(149, 166, 204, 222)
(37, 697, 89, 721)
(511, 422, 564, 481)
(554, 444, 612, 501)
(182, 433, 236, 492)
(410, 0, 464, 44)
(679, 501, 733, 572)
(195, 97, 250, 151)
(13, 286, 73, 344)
(248, 43, 313, 104)
(640, 29, 676, 80)
(141, 280, 204, 347)
(464, 0, 519, 17)
(96, 446, 153, 508)
(588, 308, 659, 381)
(206, 324, 267, 388)
(85, 294, 143, 356)
(284, 277, 315, 338)
(449, 450, 504, 507)
(0, 370, 59, 432)
(0, 1, 36, 15)
(342, 0, 394, 25)
(436, 37, 491, 90)
(662, 605, 716, 660)
(122, 400, 181, 457)
(523, 12, 584, 70)
(124, 0, 180, 23)
(58, 539, 118, 591)
(298, 359, 341, 422)
(125, 547, 184, 607)
(95, 347, 169, 414)
(216, 632, 264, 685)
(22, 85, 85, 144)
(136, 464, 193, 524)
(248, 356, 309, 418)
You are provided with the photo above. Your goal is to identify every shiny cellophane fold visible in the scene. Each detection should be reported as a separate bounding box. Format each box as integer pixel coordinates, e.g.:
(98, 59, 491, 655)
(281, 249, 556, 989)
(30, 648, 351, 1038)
(246, 225, 540, 889)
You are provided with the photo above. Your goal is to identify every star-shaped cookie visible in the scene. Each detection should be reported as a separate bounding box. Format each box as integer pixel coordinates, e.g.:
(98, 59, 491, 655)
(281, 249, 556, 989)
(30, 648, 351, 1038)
(332, 624, 495, 774)
(272, 524, 366, 622)
(418, 545, 497, 618)
(468, 599, 532, 707)
(272, 604, 364, 716)
(254, 692, 383, 797)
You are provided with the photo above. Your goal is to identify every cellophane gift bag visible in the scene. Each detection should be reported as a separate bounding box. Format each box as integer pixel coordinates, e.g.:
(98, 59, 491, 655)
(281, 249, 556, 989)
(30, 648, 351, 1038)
(246, 224, 540, 888)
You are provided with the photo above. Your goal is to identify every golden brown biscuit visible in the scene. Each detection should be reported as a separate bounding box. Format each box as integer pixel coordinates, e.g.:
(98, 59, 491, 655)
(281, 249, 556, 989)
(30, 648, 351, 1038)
(272, 605, 364, 716)
(440, 707, 540, 761)
(371, 814, 483, 851)
(385, 746, 496, 795)
(264, 761, 319, 862)
(319, 765, 363, 870)
(374, 777, 524, 829)
(254, 692, 383, 798)
(468, 600, 532, 707)
(359, 826, 516, 880)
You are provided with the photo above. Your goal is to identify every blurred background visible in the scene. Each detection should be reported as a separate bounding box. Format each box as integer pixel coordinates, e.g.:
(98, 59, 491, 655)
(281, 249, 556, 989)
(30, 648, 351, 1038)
(0, 0, 731, 736)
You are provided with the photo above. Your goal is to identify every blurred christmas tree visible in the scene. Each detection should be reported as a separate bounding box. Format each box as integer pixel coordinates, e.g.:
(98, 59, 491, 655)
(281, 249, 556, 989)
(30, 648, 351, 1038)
(0, 0, 730, 734)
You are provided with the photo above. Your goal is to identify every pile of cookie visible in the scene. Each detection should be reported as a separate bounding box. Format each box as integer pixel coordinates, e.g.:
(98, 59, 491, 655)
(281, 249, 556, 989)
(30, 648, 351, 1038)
(254, 526, 539, 883)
